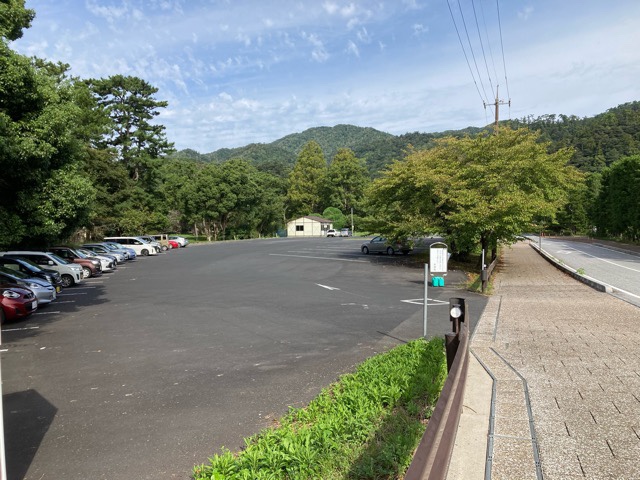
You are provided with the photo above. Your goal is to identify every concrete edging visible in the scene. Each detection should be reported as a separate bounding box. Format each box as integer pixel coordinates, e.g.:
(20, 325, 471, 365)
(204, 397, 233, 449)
(529, 242, 612, 293)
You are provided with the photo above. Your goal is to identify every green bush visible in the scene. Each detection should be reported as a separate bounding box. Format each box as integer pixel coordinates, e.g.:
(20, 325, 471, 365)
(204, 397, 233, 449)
(193, 338, 447, 479)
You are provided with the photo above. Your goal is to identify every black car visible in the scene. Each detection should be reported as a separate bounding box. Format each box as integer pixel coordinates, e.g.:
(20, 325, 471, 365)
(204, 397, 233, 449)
(0, 256, 64, 292)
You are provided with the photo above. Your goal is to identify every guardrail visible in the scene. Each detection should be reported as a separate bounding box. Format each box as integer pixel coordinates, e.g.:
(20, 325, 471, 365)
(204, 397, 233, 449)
(405, 301, 470, 480)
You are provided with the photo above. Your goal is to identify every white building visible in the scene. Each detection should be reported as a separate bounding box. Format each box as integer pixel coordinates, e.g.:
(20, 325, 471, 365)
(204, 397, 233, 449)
(286, 216, 333, 237)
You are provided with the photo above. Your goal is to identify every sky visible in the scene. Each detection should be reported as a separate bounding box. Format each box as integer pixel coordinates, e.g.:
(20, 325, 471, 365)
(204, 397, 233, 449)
(11, 0, 640, 154)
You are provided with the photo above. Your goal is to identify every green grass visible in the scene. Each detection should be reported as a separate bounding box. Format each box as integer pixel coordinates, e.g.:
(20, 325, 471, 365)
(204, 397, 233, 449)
(193, 338, 447, 480)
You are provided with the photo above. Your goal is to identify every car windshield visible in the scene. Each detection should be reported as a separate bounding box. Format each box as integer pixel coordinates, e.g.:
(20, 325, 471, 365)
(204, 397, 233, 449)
(0, 265, 29, 279)
(48, 253, 69, 264)
(74, 249, 89, 259)
(9, 258, 43, 272)
(77, 249, 94, 256)
(104, 243, 122, 250)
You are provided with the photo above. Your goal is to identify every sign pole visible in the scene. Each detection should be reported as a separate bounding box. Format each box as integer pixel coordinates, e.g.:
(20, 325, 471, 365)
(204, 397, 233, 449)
(423, 264, 429, 338)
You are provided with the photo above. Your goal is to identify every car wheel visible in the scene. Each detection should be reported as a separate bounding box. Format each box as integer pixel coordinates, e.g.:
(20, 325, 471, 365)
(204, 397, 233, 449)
(141, 249, 149, 256)
(161, 245, 168, 251)
(82, 266, 92, 278)
(386, 246, 395, 255)
(61, 274, 74, 287)
(362, 246, 369, 254)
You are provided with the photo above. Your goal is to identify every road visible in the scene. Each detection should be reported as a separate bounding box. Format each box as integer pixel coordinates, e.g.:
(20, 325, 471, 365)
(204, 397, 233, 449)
(1, 237, 485, 480)
(531, 236, 640, 306)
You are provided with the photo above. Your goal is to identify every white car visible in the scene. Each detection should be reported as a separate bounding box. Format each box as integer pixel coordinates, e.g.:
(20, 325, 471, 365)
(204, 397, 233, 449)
(2, 251, 84, 287)
(77, 248, 117, 272)
(103, 237, 159, 256)
(326, 229, 338, 237)
(168, 235, 189, 247)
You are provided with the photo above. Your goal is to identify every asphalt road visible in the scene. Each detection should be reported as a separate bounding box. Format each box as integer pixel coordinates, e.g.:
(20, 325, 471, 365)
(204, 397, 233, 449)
(1, 237, 486, 480)
(532, 236, 640, 306)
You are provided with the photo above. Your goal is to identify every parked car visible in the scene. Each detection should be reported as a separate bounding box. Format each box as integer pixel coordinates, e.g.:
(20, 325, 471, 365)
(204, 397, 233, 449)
(361, 236, 412, 255)
(168, 235, 189, 247)
(48, 246, 102, 278)
(103, 237, 159, 256)
(138, 235, 163, 253)
(0, 267, 56, 305)
(168, 239, 180, 249)
(76, 248, 117, 272)
(340, 228, 352, 237)
(2, 251, 84, 287)
(326, 229, 338, 237)
(149, 234, 173, 251)
(83, 243, 127, 263)
(0, 283, 37, 324)
(102, 242, 136, 260)
(0, 256, 64, 292)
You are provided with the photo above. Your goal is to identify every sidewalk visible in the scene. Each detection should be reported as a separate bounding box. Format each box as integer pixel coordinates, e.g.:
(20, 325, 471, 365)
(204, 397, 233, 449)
(447, 241, 640, 480)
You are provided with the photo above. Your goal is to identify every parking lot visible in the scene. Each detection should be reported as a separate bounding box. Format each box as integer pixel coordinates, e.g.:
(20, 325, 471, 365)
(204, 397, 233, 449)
(2, 237, 486, 480)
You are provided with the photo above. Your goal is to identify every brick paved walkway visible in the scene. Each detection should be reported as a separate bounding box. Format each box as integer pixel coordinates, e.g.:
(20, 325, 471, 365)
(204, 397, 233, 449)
(456, 241, 640, 480)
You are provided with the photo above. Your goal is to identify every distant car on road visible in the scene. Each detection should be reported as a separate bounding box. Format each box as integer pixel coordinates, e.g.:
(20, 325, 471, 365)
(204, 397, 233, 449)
(339, 228, 352, 237)
(326, 229, 338, 237)
(361, 236, 412, 255)
(168, 235, 189, 247)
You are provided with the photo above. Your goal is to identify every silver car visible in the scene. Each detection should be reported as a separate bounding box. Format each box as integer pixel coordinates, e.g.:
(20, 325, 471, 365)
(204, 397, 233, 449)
(361, 236, 412, 255)
(0, 266, 56, 304)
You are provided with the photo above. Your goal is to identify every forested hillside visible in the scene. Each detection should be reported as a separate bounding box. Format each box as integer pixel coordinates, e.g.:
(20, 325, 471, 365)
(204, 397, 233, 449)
(173, 103, 640, 176)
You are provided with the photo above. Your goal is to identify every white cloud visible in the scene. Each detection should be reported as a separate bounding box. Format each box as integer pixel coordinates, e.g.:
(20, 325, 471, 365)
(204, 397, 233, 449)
(346, 40, 359, 57)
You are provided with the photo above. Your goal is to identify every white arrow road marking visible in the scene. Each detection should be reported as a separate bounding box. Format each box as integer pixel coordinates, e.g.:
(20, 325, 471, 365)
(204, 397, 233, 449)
(341, 303, 369, 309)
(316, 284, 340, 291)
(402, 298, 449, 306)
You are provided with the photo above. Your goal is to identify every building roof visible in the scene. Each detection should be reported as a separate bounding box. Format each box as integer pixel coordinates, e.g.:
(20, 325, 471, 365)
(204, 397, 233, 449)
(289, 215, 333, 224)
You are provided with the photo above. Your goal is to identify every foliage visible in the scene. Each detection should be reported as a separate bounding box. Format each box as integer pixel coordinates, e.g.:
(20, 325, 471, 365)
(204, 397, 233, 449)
(287, 141, 328, 217)
(324, 148, 369, 213)
(85, 74, 174, 182)
(0, 0, 34, 42)
(365, 129, 583, 256)
(193, 338, 447, 480)
(592, 155, 640, 242)
(322, 207, 347, 230)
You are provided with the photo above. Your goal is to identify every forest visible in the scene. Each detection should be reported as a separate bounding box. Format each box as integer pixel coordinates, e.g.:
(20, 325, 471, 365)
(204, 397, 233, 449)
(2, 1, 640, 255)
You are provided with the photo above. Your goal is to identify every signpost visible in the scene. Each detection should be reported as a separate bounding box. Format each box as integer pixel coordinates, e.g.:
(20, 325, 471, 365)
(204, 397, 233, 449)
(423, 242, 449, 338)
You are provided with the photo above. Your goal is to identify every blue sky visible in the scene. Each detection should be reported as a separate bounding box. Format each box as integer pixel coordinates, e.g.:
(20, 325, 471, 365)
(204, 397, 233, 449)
(12, 0, 640, 153)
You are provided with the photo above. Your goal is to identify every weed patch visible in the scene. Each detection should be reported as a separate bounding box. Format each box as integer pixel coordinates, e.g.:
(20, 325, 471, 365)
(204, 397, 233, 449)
(193, 338, 447, 479)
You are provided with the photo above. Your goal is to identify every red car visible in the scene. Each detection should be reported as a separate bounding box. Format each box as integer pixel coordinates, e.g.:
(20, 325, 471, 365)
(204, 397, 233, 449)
(168, 240, 180, 249)
(1, 283, 38, 324)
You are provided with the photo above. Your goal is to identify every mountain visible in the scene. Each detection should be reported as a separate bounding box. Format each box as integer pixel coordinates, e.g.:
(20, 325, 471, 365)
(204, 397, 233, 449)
(169, 102, 640, 175)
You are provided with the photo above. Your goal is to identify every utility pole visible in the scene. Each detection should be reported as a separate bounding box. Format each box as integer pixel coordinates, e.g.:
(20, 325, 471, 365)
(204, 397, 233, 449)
(484, 85, 510, 132)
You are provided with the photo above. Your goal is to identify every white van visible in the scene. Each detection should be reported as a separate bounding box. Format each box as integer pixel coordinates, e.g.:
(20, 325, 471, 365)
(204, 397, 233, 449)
(103, 237, 159, 256)
(2, 251, 84, 287)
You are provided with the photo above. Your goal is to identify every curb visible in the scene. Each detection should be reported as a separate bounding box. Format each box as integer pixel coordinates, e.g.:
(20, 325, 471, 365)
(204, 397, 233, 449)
(529, 242, 612, 293)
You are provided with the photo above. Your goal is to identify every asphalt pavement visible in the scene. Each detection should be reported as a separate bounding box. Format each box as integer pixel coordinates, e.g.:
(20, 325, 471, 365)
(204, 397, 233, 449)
(1, 237, 486, 480)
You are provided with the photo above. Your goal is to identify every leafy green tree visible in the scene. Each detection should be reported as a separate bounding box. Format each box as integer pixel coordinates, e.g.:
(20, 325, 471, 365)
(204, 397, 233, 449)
(365, 129, 582, 256)
(593, 155, 640, 241)
(324, 148, 369, 213)
(322, 207, 347, 229)
(85, 75, 174, 183)
(287, 141, 327, 216)
(0, 0, 34, 41)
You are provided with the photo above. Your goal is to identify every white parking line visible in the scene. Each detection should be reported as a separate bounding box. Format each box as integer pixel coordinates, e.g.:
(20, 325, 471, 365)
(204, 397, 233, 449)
(74, 286, 97, 289)
(55, 300, 76, 304)
(269, 253, 366, 263)
(35, 311, 61, 315)
(402, 298, 449, 306)
(2, 326, 40, 332)
(58, 292, 87, 296)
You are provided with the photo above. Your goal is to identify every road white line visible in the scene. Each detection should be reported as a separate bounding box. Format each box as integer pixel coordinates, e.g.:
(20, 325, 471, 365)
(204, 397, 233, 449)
(269, 253, 366, 263)
(74, 286, 97, 289)
(58, 292, 87, 296)
(35, 311, 61, 315)
(559, 245, 640, 273)
(402, 298, 449, 306)
(2, 326, 40, 332)
(316, 284, 340, 291)
(55, 300, 76, 304)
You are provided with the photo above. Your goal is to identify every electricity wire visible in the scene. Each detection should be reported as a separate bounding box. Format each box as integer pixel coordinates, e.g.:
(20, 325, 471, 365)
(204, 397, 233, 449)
(471, 0, 494, 96)
(446, 0, 486, 105)
(456, 0, 490, 102)
(496, 0, 511, 103)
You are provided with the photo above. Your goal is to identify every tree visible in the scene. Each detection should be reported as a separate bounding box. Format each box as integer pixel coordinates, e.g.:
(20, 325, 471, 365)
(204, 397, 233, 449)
(0, 0, 34, 42)
(322, 207, 347, 229)
(324, 148, 369, 213)
(287, 141, 327, 216)
(365, 129, 582, 256)
(85, 75, 174, 182)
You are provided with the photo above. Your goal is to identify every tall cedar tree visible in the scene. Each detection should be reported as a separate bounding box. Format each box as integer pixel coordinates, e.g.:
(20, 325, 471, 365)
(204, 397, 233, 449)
(287, 141, 327, 216)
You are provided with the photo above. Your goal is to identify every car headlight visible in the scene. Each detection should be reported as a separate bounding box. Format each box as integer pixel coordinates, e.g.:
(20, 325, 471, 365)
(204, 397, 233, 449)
(2, 290, 20, 299)
(27, 282, 40, 289)
(91, 260, 100, 265)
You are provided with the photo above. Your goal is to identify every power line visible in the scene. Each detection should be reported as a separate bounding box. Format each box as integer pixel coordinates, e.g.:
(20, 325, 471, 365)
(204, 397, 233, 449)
(495, 0, 511, 103)
(479, 0, 500, 85)
(471, 0, 494, 95)
(456, 0, 490, 103)
(446, 0, 486, 105)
